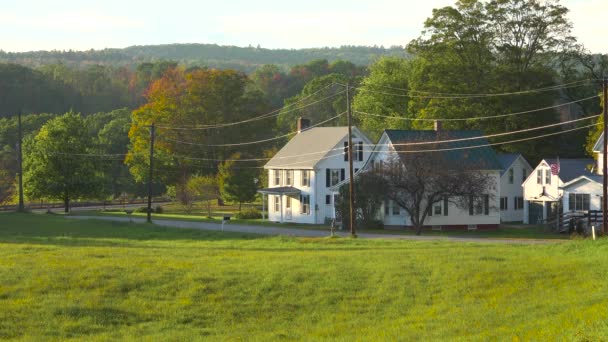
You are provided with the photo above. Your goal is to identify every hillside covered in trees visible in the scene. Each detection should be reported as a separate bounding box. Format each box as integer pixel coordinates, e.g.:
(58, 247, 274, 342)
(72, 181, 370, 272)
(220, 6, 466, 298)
(0, 44, 409, 72)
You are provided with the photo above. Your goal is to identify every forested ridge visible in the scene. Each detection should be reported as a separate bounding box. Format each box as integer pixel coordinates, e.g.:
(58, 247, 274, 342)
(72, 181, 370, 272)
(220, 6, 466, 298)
(0, 44, 409, 72)
(0, 0, 607, 209)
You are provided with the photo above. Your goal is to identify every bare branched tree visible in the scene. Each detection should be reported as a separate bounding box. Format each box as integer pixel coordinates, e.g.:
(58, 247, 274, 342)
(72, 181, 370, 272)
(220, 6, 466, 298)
(376, 133, 497, 235)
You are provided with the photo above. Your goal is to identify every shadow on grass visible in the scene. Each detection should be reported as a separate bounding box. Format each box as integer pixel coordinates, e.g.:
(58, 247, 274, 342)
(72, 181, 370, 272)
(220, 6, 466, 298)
(0, 213, 268, 247)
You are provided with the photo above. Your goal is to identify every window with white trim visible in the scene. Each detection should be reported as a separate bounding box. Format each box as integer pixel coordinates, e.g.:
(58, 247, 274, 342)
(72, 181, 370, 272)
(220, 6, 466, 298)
(274, 170, 281, 186)
(469, 195, 490, 216)
(514, 196, 524, 210)
(392, 201, 400, 215)
(433, 202, 442, 215)
(522, 169, 527, 183)
(330, 169, 341, 186)
(569, 193, 590, 211)
(301, 170, 310, 187)
(545, 169, 551, 185)
(285, 170, 294, 186)
(274, 196, 280, 212)
(537, 169, 542, 184)
(508, 169, 514, 184)
(500, 197, 508, 211)
(300, 194, 310, 215)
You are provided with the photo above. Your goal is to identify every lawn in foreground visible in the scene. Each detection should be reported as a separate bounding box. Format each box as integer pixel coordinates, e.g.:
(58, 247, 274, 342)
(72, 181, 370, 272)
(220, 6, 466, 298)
(0, 213, 606, 341)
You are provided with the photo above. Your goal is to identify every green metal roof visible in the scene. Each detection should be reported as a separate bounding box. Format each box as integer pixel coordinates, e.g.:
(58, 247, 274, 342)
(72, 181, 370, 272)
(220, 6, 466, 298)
(383, 129, 503, 170)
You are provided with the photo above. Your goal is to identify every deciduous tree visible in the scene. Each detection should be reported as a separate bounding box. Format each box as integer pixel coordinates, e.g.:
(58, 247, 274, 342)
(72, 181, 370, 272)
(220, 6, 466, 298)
(23, 112, 101, 212)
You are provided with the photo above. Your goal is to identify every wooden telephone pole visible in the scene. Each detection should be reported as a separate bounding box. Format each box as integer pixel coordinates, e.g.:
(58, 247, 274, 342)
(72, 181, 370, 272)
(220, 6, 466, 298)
(147, 123, 156, 223)
(17, 111, 24, 212)
(603, 78, 607, 234)
(346, 84, 356, 237)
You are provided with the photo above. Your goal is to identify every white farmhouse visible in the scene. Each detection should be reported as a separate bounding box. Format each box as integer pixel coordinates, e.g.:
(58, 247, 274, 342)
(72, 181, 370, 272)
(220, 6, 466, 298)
(522, 158, 594, 224)
(359, 127, 503, 230)
(496, 153, 533, 222)
(258, 119, 373, 224)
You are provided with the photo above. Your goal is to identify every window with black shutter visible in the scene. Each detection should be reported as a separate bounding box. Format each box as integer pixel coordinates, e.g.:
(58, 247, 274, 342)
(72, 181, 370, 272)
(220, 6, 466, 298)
(469, 195, 474, 215)
(484, 195, 489, 215)
(357, 142, 363, 161)
(344, 141, 348, 161)
(325, 195, 331, 204)
(340, 169, 345, 181)
(326, 169, 330, 187)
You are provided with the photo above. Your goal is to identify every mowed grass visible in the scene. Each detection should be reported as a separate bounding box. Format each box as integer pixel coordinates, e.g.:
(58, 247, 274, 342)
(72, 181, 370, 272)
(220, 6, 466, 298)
(0, 213, 607, 341)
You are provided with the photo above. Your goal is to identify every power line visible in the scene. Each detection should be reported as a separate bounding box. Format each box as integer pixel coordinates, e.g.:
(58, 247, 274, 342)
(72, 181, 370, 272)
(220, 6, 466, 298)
(156, 86, 344, 131)
(38, 114, 599, 166)
(343, 79, 594, 99)
(362, 114, 600, 147)
(367, 123, 599, 155)
(158, 112, 346, 147)
(354, 95, 599, 122)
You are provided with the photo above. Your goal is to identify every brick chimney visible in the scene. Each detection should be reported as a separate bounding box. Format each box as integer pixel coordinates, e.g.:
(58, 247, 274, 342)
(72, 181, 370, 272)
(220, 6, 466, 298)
(434, 120, 442, 131)
(297, 117, 311, 133)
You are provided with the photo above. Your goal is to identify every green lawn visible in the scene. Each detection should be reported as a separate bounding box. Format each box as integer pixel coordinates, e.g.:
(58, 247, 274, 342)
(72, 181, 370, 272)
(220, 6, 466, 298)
(0, 213, 606, 340)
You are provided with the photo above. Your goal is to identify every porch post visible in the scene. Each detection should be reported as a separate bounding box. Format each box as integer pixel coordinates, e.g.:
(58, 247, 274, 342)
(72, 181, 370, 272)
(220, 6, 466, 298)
(262, 193, 266, 221)
(280, 195, 284, 223)
(523, 200, 529, 224)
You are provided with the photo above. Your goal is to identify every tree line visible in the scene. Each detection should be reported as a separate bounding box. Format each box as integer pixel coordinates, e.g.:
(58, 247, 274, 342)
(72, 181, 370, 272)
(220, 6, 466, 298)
(0, 44, 408, 73)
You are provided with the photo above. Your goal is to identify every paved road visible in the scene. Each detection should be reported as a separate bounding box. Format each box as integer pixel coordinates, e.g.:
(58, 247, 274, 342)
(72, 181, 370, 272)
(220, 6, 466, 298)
(65, 215, 562, 244)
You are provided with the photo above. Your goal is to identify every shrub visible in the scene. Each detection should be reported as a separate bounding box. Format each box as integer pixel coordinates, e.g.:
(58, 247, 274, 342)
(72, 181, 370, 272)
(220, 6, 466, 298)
(154, 205, 163, 214)
(362, 219, 384, 230)
(236, 208, 262, 219)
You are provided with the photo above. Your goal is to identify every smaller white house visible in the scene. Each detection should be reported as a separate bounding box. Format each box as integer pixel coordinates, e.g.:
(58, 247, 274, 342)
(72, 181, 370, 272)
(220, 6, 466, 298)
(258, 118, 373, 224)
(522, 158, 594, 224)
(497, 153, 533, 222)
(556, 133, 606, 219)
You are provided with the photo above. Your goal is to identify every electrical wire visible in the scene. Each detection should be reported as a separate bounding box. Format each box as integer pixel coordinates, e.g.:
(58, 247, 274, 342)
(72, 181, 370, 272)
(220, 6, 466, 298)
(38, 114, 600, 166)
(367, 123, 599, 155)
(156, 86, 344, 131)
(360, 114, 600, 147)
(158, 112, 346, 147)
(342, 79, 594, 99)
(354, 95, 600, 122)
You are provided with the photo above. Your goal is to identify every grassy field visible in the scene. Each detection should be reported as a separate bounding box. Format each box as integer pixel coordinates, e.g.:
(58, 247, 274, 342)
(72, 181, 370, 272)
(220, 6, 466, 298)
(0, 213, 607, 341)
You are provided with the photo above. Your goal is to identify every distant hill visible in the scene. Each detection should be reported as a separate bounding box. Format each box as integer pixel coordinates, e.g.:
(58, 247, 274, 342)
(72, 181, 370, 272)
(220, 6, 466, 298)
(0, 44, 410, 72)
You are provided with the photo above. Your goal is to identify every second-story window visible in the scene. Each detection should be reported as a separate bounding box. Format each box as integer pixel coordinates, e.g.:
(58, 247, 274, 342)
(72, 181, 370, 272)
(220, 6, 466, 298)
(537, 170, 542, 184)
(508, 169, 514, 184)
(301, 170, 310, 187)
(286, 170, 294, 186)
(522, 168, 527, 183)
(274, 170, 281, 186)
(545, 169, 551, 185)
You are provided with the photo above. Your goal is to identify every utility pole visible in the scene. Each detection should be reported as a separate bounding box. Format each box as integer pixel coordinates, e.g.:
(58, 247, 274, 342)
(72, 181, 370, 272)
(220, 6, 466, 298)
(346, 83, 356, 237)
(603, 78, 607, 234)
(17, 111, 24, 212)
(147, 123, 156, 223)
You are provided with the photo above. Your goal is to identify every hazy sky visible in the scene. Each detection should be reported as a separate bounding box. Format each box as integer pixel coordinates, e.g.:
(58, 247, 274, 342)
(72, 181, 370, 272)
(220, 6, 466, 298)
(1, 0, 606, 53)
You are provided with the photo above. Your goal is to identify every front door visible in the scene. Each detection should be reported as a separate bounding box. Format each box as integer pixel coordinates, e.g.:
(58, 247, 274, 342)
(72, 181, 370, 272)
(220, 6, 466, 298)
(285, 197, 292, 220)
(529, 201, 543, 225)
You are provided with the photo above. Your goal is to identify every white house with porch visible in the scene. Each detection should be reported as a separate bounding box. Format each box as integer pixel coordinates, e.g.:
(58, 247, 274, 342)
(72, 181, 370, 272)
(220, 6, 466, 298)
(258, 119, 373, 224)
(522, 158, 594, 224)
(553, 133, 607, 222)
